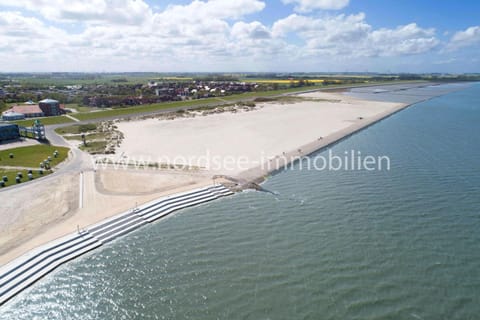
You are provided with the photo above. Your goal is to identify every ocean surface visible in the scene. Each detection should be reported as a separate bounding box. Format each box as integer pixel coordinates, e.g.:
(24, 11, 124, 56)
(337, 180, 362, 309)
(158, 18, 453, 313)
(2, 83, 480, 319)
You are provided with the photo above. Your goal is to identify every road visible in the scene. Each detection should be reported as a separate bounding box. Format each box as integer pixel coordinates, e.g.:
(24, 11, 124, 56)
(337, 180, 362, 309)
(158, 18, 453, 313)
(0, 128, 92, 193)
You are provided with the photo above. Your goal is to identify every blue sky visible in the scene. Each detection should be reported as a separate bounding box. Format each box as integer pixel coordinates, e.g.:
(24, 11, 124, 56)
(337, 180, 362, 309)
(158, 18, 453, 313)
(345, 1, 479, 31)
(0, 0, 479, 73)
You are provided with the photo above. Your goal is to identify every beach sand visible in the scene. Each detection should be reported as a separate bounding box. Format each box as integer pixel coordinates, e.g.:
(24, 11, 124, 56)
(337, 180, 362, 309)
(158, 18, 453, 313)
(0, 90, 407, 265)
(116, 91, 406, 177)
(0, 169, 213, 265)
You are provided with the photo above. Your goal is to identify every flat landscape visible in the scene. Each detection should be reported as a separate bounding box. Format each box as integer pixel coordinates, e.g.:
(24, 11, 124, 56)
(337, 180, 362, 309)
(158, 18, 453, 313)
(1, 0, 479, 317)
(116, 91, 404, 176)
(0, 88, 405, 264)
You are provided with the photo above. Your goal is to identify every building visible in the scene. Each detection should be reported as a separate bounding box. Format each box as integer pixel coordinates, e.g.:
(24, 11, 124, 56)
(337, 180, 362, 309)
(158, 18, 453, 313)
(2, 98, 66, 120)
(39, 99, 65, 116)
(0, 123, 20, 142)
(4, 104, 45, 118)
(2, 111, 25, 121)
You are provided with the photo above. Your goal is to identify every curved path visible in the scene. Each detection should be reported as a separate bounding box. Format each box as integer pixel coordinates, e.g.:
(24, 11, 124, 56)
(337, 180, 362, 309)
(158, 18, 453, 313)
(0, 126, 92, 194)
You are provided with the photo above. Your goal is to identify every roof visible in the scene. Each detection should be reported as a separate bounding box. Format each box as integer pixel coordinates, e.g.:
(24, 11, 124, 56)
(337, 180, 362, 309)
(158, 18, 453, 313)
(39, 99, 59, 104)
(2, 111, 24, 117)
(7, 104, 43, 115)
(0, 122, 18, 128)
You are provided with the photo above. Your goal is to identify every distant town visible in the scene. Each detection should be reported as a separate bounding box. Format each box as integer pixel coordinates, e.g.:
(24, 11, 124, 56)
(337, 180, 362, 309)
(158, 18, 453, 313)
(1, 72, 478, 122)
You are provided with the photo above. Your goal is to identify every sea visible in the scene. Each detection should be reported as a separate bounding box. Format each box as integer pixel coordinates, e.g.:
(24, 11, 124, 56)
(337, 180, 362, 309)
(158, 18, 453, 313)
(1, 82, 479, 319)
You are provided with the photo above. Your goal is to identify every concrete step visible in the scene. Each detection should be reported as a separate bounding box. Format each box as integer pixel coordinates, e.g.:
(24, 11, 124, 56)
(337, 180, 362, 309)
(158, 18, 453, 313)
(0, 239, 101, 305)
(95, 219, 148, 243)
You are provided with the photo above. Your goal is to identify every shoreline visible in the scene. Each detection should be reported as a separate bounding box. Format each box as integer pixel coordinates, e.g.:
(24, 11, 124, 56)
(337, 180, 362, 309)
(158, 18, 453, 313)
(0, 82, 465, 305)
(0, 184, 233, 305)
(1, 84, 451, 265)
(0, 98, 409, 305)
(239, 100, 412, 185)
(237, 82, 471, 185)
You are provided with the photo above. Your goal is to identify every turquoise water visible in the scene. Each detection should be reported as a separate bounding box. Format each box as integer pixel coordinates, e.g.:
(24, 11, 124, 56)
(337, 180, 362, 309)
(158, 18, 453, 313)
(2, 83, 480, 319)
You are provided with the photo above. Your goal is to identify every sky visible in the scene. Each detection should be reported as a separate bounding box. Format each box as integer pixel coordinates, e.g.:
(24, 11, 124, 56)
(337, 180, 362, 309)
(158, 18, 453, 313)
(0, 0, 479, 73)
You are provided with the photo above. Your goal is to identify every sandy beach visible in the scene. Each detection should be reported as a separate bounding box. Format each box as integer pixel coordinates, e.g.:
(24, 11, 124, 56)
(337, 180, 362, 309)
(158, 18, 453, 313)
(116, 91, 406, 177)
(0, 169, 214, 265)
(0, 90, 407, 265)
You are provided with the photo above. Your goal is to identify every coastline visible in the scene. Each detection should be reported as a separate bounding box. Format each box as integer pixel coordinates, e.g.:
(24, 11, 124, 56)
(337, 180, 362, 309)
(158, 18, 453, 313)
(1, 88, 406, 270)
(0, 172, 216, 265)
(0, 184, 233, 305)
(0, 85, 449, 259)
(0, 82, 465, 305)
(237, 101, 411, 184)
(238, 82, 471, 184)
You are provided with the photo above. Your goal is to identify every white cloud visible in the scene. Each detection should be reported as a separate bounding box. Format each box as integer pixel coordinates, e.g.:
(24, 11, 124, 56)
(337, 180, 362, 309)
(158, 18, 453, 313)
(273, 13, 438, 57)
(282, 0, 349, 12)
(0, 11, 67, 54)
(229, 21, 293, 59)
(448, 26, 480, 50)
(0, 0, 460, 72)
(231, 21, 271, 40)
(160, 0, 266, 21)
(368, 23, 439, 56)
(24, 0, 268, 70)
(0, 0, 152, 25)
(272, 14, 318, 37)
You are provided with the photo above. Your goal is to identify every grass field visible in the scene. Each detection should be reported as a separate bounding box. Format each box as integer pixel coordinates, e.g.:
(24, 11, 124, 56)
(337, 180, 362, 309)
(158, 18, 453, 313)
(64, 104, 101, 113)
(72, 85, 322, 121)
(73, 98, 220, 121)
(13, 116, 75, 127)
(55, 123, 97, 135)
(0, 145, 70, 168)
(0, 168, 52, 188)
(159, 77, 194, 81)
(12, 74, 160, 86)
